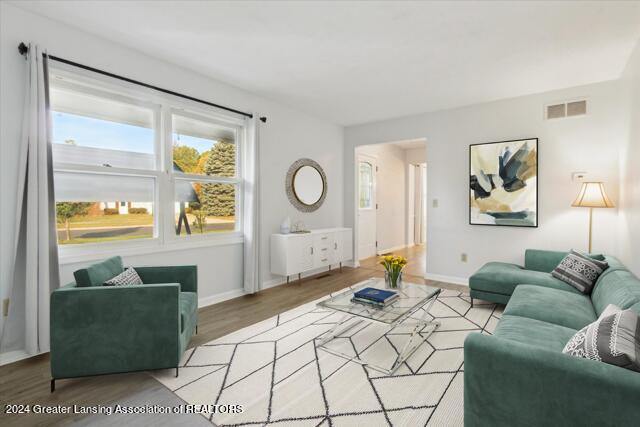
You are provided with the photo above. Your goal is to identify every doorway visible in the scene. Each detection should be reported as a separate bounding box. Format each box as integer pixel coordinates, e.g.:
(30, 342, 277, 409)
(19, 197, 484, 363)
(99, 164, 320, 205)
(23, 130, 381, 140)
(357, 154, 377, 260)
(353, 138, 427, 273)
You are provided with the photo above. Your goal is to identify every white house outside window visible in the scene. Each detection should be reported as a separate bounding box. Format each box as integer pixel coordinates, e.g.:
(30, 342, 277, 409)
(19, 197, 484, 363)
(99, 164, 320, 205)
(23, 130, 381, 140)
(50, 68, 244, 255)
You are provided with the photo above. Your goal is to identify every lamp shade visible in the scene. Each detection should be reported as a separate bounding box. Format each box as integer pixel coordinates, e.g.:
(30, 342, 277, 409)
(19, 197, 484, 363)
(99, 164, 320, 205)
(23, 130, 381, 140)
(572, 182, 615, 208)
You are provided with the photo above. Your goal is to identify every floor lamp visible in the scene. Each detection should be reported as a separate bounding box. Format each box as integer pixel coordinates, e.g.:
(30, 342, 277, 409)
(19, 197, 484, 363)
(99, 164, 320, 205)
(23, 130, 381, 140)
(571, 182, 614, 253)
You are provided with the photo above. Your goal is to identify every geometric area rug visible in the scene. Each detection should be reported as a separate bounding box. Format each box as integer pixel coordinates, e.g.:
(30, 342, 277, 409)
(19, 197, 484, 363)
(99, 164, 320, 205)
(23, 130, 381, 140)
(152, 285, 502, 426)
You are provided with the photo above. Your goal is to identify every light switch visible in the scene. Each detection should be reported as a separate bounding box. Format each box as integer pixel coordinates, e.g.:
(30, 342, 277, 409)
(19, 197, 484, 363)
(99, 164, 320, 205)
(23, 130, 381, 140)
(432, 199, 439, 208)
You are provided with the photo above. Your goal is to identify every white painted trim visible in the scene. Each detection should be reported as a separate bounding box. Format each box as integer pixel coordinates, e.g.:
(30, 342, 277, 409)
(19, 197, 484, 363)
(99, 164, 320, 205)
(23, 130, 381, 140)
(198, 288, 246, 308)
(424, 273, 469, 286)
(377, 244, 408, 254)
(59, 235, 243, 265)
(0, 350, 34, 366)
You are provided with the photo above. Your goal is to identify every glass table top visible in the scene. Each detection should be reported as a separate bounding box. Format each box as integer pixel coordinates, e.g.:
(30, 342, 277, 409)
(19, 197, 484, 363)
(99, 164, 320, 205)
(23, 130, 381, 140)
(317, 278, 441, 325)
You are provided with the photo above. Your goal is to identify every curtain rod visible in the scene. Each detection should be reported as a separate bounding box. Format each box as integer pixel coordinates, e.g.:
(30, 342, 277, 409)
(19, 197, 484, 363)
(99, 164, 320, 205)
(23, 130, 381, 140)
(18, 42, 267, 123)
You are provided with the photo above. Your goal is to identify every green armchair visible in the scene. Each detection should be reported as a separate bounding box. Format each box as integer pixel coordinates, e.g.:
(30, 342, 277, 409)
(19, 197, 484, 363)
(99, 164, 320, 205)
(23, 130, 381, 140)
(50, 256, 198, 392)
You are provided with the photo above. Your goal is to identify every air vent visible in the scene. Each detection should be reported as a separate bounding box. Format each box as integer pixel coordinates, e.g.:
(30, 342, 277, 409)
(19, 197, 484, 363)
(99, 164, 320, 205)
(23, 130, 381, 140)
(546, 99, 587, 120)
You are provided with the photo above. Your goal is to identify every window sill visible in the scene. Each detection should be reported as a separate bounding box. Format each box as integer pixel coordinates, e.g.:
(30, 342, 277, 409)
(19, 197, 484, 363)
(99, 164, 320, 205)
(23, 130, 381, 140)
(58, 233, 244, 265)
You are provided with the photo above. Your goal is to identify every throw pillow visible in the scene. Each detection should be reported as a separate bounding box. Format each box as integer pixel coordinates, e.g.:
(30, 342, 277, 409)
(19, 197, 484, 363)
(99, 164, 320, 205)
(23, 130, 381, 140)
(563, 308, 640, 372)
(551, 250, 609, 294)
(104, 267, 143, 286)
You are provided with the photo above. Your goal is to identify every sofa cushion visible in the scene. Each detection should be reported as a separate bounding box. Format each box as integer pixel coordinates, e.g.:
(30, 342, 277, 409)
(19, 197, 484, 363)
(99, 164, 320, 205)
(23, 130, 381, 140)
(469, 262, 579, 297)
(551, 250, 609, 294)
(493, 315, 577, 352)
(563, 308, 640, 372)
(591, 269, 640, 316)
(180, 291, 198, 334)
(73, 256, 124, 287)
(504, 285, 596, 330)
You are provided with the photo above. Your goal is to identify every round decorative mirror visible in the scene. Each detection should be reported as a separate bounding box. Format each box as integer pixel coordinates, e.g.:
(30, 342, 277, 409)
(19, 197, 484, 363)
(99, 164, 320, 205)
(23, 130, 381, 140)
(286, 158, 327, 212)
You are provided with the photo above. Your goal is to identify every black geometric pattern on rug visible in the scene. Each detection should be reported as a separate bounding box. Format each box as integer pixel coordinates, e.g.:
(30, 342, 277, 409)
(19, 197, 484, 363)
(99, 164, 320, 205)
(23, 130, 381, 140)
(152, 288, 502, 426)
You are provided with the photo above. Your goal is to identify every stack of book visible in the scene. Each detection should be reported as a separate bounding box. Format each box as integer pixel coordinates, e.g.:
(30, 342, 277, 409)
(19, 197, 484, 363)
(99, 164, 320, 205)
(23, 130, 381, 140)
(351, 287, 398, 308)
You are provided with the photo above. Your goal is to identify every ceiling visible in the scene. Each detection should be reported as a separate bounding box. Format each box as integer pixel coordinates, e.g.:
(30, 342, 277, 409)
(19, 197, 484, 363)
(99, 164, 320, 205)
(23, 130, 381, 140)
(14, 1, 640, 126)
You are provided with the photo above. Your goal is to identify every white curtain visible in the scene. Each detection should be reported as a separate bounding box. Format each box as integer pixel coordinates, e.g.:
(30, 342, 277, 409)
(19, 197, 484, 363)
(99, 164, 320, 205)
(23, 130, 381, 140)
(1, 45, 59, 355)
(243, 115, 261, 294)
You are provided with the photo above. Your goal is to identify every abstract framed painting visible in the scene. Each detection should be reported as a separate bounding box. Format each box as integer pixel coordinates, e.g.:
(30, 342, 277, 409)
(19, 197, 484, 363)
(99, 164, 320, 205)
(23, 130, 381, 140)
(469, 138, 538, 227)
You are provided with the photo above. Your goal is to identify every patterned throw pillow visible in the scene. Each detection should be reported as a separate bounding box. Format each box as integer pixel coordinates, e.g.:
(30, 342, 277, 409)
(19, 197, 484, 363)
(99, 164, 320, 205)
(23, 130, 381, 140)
(103, 267, 143, 286)
(563, 308, 640, 372)
(551, 250, 609, 294)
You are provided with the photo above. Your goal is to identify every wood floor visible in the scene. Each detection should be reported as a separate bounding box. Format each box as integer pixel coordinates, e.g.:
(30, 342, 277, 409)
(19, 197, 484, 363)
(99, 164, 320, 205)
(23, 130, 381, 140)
(0, 245, 465, 426)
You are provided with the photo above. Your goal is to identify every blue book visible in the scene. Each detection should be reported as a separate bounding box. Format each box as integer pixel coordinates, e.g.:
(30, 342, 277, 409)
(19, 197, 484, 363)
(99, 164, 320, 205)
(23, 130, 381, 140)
(353, 287, 397, 303)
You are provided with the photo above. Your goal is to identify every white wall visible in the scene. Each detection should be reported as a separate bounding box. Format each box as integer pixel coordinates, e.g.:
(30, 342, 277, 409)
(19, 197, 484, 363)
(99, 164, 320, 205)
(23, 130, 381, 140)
(618, 40, 640, 276)
(356, 143, 408, 253)
(0, 3, 344, 355)
(345, 80, 626, 283)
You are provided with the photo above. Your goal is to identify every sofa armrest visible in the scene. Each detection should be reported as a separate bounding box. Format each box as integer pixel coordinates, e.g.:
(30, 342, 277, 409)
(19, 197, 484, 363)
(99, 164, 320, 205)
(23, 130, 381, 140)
(50, 283, 181, 379)
(464, 333, 640, 426)
(134, 265, 197, 294)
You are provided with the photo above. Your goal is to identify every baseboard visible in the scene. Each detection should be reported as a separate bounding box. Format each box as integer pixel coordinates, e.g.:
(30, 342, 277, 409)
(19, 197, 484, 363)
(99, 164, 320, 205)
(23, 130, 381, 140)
(377, 244, 408, 255)
(198, 288, 246, 308)
(0, 349, 32, 366)
(424, 273, 469, 286)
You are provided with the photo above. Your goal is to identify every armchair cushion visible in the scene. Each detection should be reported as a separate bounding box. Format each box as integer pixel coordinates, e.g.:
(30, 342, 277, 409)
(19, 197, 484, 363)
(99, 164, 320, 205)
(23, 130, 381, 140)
(74, 256, 123, 287)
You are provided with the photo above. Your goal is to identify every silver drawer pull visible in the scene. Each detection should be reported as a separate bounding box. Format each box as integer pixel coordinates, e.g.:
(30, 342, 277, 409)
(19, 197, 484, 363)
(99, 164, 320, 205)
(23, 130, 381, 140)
(321, 258, 328, 262)
(321, 248, 327, 251)
(311, 247, 314, 255)
(334, 243, 338, 250)
(321, 236, 328, 240)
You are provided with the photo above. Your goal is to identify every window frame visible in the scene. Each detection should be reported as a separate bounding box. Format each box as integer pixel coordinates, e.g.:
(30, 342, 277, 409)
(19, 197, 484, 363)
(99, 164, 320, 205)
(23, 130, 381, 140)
(358, 161, 374, 210)
(50, 65, 246, 263)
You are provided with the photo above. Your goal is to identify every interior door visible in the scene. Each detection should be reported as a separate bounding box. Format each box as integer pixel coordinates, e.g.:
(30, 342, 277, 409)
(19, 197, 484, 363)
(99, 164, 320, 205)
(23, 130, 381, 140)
(357, 155, 377, 260)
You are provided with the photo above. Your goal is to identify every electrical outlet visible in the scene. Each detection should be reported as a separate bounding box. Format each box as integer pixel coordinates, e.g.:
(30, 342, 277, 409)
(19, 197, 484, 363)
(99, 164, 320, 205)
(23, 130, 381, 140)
(461, 253, 468, 262)
(432, 199, 439, 208)
(2, 299, 9, 317)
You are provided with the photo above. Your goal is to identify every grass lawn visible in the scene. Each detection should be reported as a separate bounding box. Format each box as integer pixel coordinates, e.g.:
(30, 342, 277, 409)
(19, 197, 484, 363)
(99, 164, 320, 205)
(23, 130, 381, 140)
(62, 214, 154, 229)
(59, 235, 152, 245)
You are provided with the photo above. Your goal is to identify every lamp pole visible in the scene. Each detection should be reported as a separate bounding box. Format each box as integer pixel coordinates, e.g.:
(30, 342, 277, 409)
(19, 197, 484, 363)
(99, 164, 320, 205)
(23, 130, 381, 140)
(588, 207, 593, 253)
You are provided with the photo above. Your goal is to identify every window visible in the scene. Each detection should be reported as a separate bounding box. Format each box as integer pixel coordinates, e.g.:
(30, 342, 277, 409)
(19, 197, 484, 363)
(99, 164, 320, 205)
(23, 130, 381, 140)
(359, 161, 373, 209)
(171, 112, 240, 236)
(50, 70, 244, 251)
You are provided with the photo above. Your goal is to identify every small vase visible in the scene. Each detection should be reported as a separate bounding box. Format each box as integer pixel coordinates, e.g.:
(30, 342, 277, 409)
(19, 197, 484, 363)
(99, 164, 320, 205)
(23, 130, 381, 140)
(385, 271, 403, 289)
(280, 216, 291, 234)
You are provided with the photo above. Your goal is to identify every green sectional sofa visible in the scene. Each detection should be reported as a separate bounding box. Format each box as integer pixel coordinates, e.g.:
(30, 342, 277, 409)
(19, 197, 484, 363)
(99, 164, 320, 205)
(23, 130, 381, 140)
(50, 256, 197, 391)
(464, 249, 640, 426)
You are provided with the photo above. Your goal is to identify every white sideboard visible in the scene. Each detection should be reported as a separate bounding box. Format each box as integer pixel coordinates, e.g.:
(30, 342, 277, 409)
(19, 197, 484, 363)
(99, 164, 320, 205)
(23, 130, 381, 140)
(270, 227, 353, 281)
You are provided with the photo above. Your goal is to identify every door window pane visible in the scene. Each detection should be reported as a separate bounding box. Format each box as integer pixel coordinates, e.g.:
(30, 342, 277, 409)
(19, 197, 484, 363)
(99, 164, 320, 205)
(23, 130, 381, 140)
(51, 87, 155, 169)
(172, 114, 236, 177)
(359, 162, 373, 209)
(175, 181, 236, 235)
(54, 172, 155, 245)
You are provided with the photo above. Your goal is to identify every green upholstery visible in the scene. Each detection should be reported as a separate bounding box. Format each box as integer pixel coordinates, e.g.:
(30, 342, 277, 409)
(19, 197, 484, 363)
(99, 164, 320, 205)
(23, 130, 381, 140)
(180, 292, 198, 334)
(469, 261, 577, 304)
(591, 268, 640, 316)
(503, 285, 596, 330)
(468, 289, 511, 305)
(465, 249, 640, 426)
(464, 333, 640, 427)
(51, 261, 198, 383)
(73, 256, 123, 287)
(524, 249, 605, 273)
(493, 314, 576, 352)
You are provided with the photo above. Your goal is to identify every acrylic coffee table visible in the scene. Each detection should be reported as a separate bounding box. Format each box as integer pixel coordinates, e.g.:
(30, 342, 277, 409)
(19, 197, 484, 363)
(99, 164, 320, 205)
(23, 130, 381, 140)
(316, 278, 441, 375)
